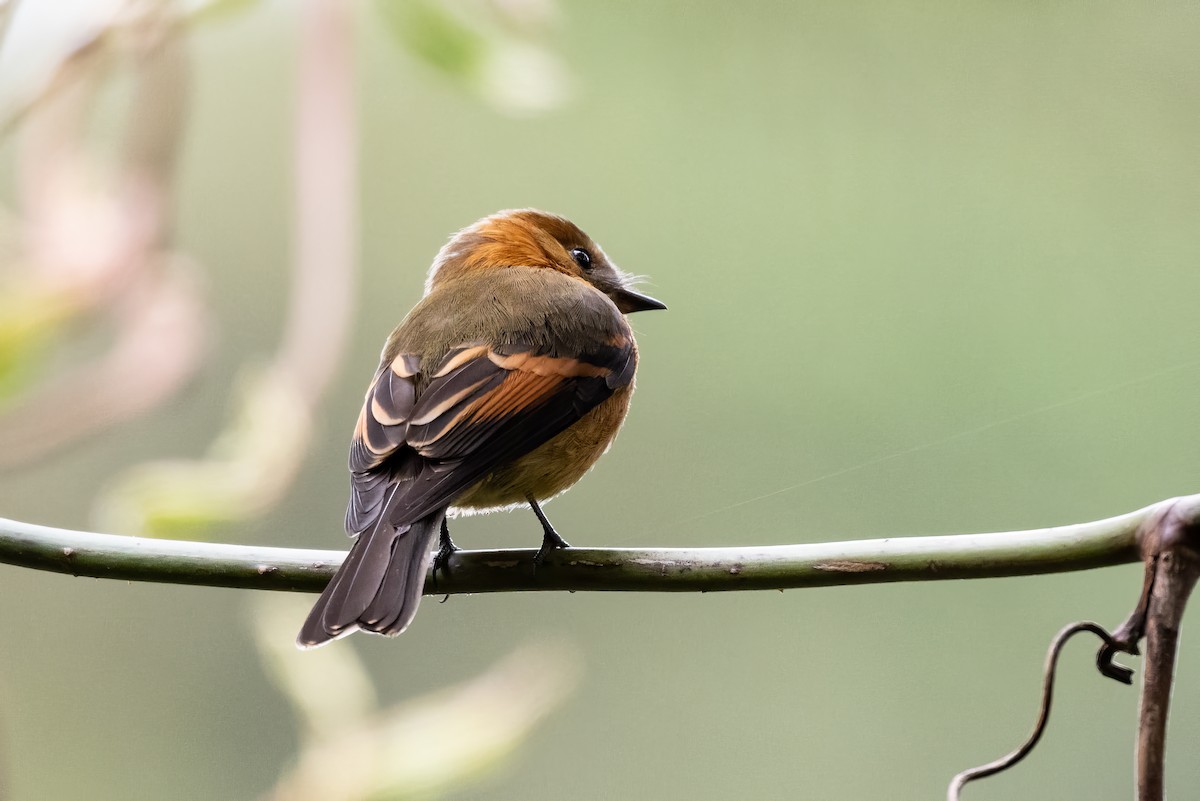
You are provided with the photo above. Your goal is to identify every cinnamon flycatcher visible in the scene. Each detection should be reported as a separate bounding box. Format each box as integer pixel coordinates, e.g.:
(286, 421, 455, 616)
(298, 209, 664, 647)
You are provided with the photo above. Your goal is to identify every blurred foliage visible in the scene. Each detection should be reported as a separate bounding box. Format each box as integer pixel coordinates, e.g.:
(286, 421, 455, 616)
(0, 2, 585, 799)
(0, 0, 571, 535)
(375, 0, 569, 113)
(381, 0, 487, 78)
(0, 1, 1199, 800)
(254, 598, 579, 801)
(94, 368, 312, 535)
(0, 1, 207, 470)
(186, 0, 264, 27)
(0, 281, 68, 400)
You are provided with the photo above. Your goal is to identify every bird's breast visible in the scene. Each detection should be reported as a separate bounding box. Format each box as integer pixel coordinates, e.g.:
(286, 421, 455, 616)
(450, 382, 634, 513)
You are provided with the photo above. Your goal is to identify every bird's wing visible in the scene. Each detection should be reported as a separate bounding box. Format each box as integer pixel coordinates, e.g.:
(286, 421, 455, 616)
(345, 335, 636, 535)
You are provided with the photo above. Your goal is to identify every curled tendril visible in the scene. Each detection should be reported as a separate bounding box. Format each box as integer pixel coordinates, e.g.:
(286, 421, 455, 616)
(947, 621, 1136, 801)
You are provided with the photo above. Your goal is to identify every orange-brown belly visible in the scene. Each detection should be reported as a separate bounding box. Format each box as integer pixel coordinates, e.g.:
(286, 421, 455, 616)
(451, 383, 633, 513)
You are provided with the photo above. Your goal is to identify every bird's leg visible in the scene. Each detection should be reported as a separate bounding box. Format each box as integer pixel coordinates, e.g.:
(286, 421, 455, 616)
(431, 517, 458, 591)
(529, 496, 570, 568)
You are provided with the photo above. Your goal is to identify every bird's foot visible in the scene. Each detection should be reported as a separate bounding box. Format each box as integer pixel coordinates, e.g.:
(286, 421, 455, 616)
(529, 497, 570, 570)
(534, 528, 571, 569)
(431, 518, 458, 592)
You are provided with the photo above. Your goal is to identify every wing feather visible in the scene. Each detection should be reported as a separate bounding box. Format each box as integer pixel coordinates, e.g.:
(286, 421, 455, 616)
(344, 334, 634, 537)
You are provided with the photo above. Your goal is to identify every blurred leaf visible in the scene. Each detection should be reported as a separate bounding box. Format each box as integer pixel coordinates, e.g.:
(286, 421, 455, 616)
(0, 212, 59, 400)
(0, 282, 74, 402)
(476, 38, 566, 114)
(0, 262, 209, 470)
(187, 0, 266, 26)
(376, 0, 487, 81)
(254, 597, 581, 801)
(255, 596, 378, 734)
(373, 0, 568, 113)
(93, 366, 312, 537)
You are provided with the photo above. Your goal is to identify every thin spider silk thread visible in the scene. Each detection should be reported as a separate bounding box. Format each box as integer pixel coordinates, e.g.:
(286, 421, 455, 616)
(659, 355, 1200, 532)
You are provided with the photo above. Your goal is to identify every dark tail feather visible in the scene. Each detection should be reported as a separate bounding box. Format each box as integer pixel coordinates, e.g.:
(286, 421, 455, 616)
(296, 511, 445, 649)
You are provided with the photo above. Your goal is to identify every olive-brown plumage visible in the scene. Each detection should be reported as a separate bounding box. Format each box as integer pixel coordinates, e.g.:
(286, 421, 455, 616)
(297, 210, 664, 647)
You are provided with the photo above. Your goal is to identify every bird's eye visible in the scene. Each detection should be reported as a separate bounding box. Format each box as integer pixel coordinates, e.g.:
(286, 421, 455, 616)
(570, 248, 592, 270)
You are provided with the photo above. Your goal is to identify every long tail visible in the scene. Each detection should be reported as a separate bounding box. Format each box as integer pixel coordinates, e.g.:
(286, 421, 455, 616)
(296, 510, 446, 648)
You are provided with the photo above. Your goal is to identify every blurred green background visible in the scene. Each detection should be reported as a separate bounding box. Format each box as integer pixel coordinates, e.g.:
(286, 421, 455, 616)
(2, 0, 1200, 799)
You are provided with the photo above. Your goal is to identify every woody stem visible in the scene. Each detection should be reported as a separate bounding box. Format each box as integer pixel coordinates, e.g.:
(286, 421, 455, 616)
(4, 495, 1197, 594)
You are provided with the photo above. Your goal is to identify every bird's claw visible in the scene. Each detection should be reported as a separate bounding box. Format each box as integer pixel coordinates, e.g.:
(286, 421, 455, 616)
(533, 528, 570, 569)
(431, 519, 458, 592)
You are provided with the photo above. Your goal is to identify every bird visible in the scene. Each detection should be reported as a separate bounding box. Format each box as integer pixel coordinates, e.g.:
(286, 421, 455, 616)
(297, 209, 665, 647)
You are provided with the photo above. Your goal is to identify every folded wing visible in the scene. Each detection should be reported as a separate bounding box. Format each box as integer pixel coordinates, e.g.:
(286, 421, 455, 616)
(346, 336, 636, 536)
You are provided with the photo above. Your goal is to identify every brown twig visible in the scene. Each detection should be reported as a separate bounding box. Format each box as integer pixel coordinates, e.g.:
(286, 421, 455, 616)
(947, 622, 1133, 801)
(1129, 500, 1200, 800)
(949, 496, 1200, 800)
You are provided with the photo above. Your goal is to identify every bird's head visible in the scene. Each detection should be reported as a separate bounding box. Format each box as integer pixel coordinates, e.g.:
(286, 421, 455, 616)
(427, 209, 666, 314)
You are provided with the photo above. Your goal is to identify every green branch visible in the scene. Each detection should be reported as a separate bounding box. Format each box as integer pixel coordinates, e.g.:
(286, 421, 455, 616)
(4, 495, 1192, 595)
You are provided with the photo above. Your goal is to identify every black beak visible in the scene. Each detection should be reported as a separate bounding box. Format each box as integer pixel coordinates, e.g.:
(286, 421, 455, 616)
(613, 287, 667, 314)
